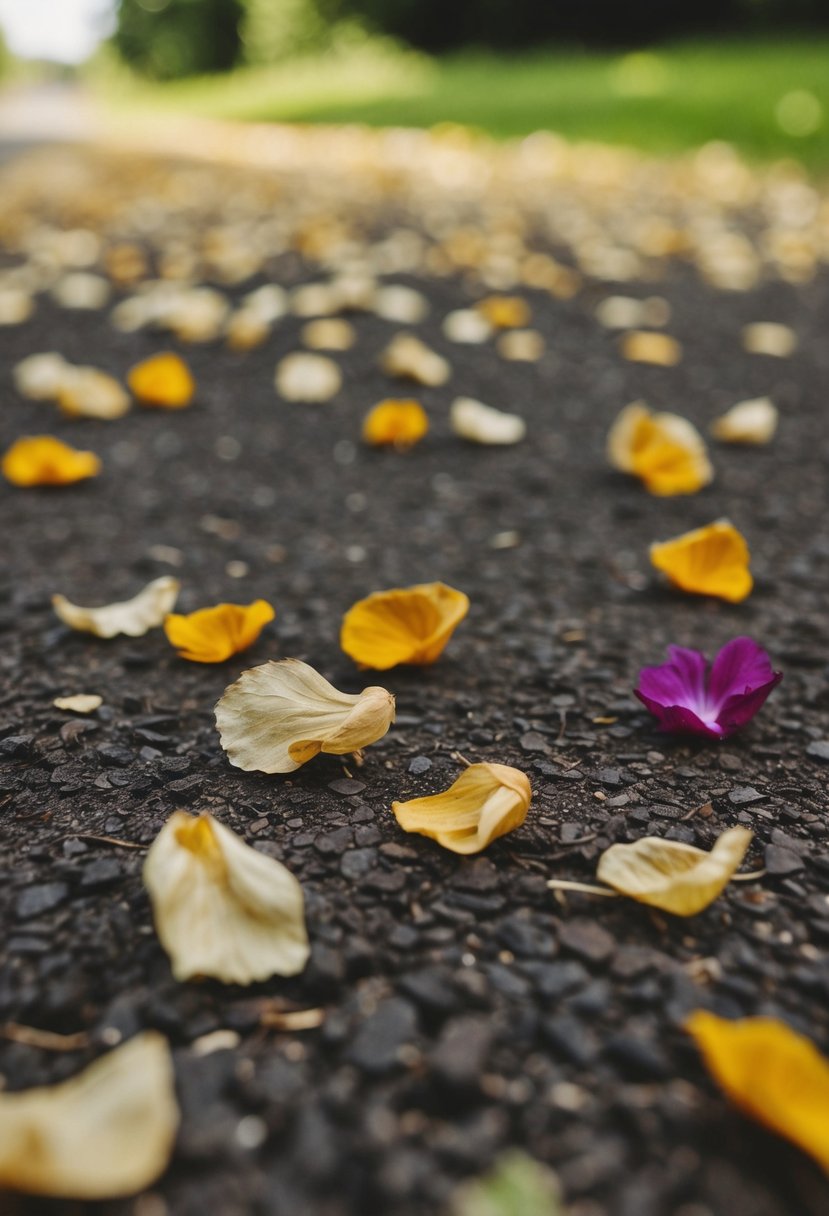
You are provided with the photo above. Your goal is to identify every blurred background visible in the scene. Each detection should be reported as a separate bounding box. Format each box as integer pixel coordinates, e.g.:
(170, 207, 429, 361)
(0, 0, 828, 166)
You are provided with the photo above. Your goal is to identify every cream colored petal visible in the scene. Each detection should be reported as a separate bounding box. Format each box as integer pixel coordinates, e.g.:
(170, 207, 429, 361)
(373, 284, 428, 323)
(53, 694, 103, 713)
(215, 658, 395, 773)
(0, 287, 34, 325)
(742, 322, 797, 357)
(450, 397, 526, 445)
(392, 763, 532, 855)
(52, 576, 181, 638)
(710, 397, 778, 445)
(496, 329, 545, 361)
(13, 352, 69, 401)
(380, 334, 451, 386)
(51, 272, 110, 310)
(275, 352, 342, 402)
(596, 826, 753, 916)
(243, 283, 289, 322)
(0, 1032, 178, 1199)
(167, 287, 229, 343)
(301, 318, 356, 351)
(58, 366, 131, 420)
(144, 811, 310, 984)
(442, 309, 493, 344)
(606, 400, 650, 472)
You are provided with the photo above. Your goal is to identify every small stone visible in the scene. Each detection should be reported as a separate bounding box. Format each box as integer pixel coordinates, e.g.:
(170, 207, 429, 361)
(542, 1015, 598, 1066)
(0, 735, 33, 758)
(328, 778, 366, 796)
(728, 786, 766, 805)
(764, 844, 805, 875)
(605, 1033, 669, 1080)
(558, 920, 615, 964)
(408, 756, 432, 775)
(432, 1016, 494, 1086)
(16, 882, 69, 919)
(520, 731, 548, 753)
(346, 998, 418, 1073)
(806, 741, 829, 762)
(79, 857, 123, 889)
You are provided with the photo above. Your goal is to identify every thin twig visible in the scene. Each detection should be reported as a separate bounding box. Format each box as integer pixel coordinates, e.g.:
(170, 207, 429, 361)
(71, 834, 146, 850)
(732, 869, 767, 882)
(1, 1022, 90, 1052)
(546, 879, 619, 898)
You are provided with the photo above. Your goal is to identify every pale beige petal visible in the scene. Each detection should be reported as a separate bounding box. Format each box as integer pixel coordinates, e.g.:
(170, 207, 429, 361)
(392, 763, 532, 855)
(710, 397, 778, 445)
(442, 309, 493, 344)
(53, 694, 103, 713)
(496, 329, 545, 361)
(215, 658, 395, 773)
(275, 352, 342, 402)
(301, 318, 356, 351)
(605, 401, 650, 472)
(373, 285, 428, 323)
(596, 826, 753, 916)
(450, 397, 526, 445)
(13, 352, 69, 401)
(52, 576, 181, 638)
(380, 334, 451, 386)
(51, 272, 110, 311)
(742, 322, 797, 357)
(0, 1032, 178, 1199)
(144, 811, 310, 984)
(57, 366, 131, 420)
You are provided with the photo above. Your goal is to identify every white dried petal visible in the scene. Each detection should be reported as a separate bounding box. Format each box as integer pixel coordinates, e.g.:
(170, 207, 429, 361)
(496, 329, 545, 361)
(595, 295, 670, 329)
(167, 287, 229, 343)
(380, 334, 450, 386)
(450, 397, 526, 445)
(710, 397, 778, 445)
(442, 309, 493, 344)
(0, 287, 34, 325)
(243, 283, 289, 323)
(143, 810, 309, 984)
(13, 352, 69, 401)
(225, 308, 271, 351)
(301, 318, 356, 351)
(275, 352, 342, 402)
(290, 282, 339, 317)
(0, 1032, 178, 1199)
(52, 576, 181, 639)
(53, 694, 103, 713)
(216, 658, 395, 773)
(742, 322, 797, 357)
(58, 366, 131, 420)
(374, 284, 428, 324)
(51, 272, 110, 310)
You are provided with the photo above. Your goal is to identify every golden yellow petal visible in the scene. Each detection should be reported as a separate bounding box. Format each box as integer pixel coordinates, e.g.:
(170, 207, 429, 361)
(620, 330, 682, 366)
(164, 600, 275, 663)
(341, 582, 469, 670)
(392, 762, 532, 854)
(362, 399, 429, 449)
(127, 352, 195, 409)
(475, 294, 532, 329)
(0, 1032, 178, 1199)
(2, 436, 101, 486)
(144, 810, 309, 984)
(52, 576, 181, 638)
(596, 826, 752, 915)
(686, 1011, 829, 1174)
(650, 519, 752, 602)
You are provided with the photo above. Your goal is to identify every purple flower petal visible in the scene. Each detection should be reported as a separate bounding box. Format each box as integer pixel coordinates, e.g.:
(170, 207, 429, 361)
(708, 637, 777, 706)
(634, 690, 723, 738)
(637, 646, 706, 710)
(716, 671, 783, 735)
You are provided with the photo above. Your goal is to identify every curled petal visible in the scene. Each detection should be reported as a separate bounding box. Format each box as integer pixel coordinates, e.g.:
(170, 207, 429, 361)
(380, 334, 450, 386)
(215, 658, 395, 773)
(143, 810, 309, 984)
(686, 1011, 829, 1174)
(58, 366, 131, 420)
(650, 519, 752, 602)
(710, 397, 778, 445)
(607, 402, 712, 496)
(393, 763, 532, 854)
(164, 600, 275, 663)
(596, 827, 753, 915)
(450, 397, 526, 445)
(0, 1033, 178, 1199)
(53, 576, 181, 638)
(341, 582, 469, 670)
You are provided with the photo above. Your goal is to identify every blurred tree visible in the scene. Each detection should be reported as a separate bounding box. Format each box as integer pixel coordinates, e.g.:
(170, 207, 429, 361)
(113, 0, 244, 79)
(241, 0, 332, 62)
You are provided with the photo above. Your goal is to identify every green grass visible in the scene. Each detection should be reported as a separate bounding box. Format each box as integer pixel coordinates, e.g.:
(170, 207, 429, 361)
(101, 37, 829, 169)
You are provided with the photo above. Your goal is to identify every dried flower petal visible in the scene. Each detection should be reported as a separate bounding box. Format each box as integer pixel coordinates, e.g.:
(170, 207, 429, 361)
(595, 295, 670, 329)
(127, 352, 195, 409)
(13, 352, 69, 400)
(0, 1032, 178, 1198)
(710, 397, 778, 445)
(0, 286, 34, 325)
(650, 519, 752, 602)
(442, 309, 493, 344)
(53, 694, 103, 714)
(58, 366, 131, 420)
(225, 308, 271, 351)
(380, 334, 451, 386)
(53, 575, 181, 638)
(144, 810, 309, 983)
(620, 330, 682, 365)
(742, 322, 797, 357)
(392, 763, 532, 854)
(301, 318, 357, 351)
(341, 582, 469, 669)
(607, 402, 713, 496)
(374, 285, 428, 324)
(2, 436, 101, 486)
(496, 329, 545, 361)
(686, 1011, 829, 1174)
(596, 826, 752, 915)
(215, 658, 395, 773)
(275, 352, 342, 402)
(51, 272, 110, 311)
(450, 397, 526, 445)
(362, 399, 429, 449)
(476, 295, 532, 329)
(164, 600, 275, 663)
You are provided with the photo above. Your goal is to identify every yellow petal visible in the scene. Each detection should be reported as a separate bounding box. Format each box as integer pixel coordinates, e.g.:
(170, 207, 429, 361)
(341, 582, 469, 669)
(57, 366, 131, 420)
(686, 1011, 829, 1174)
(362, 399, 429, 449)
(53, 575, 181, 638)
(596, 826, 752, 915)
(475, 294, 532, 329)
(53, 694, 103, 713)
(275, 352, 342, 402)
(215, 657, 395, 773)
(710, 397, 778, 445)
(0, 1032, 178, 1199)
(127, 352, 195, 409)
(607, 402, 713, 496)
(2, 436, 101, 486)
(392, 763, 532, 854)
(650, 519, 752, 602)
(225, 308, 271, 351)
(380, 334, 451, 386)
(742, 322, 797, 357)
(143, 810, 309, 984)
(164, 600, 275, 663)
(620, 330, 682, 366)
(450, 397, 526, 445)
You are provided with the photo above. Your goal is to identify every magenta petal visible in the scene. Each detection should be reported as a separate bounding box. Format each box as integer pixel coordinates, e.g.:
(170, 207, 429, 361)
(635, 690, 724, 738)
(708, 637, 777, 705)
(637, 646, 706, 710)
(716, 671, 783, 735)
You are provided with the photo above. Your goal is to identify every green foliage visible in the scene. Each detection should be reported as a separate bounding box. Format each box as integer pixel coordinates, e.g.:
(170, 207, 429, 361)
(113, 0, 244, 79)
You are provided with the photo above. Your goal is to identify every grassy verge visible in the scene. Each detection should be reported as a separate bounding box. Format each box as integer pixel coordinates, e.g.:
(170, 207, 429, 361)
(97, 37, 829, 168)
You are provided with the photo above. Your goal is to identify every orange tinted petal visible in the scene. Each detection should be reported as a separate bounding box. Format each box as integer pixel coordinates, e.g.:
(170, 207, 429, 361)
(127, 353, 195, 409)
(650, 520, 752, 602)
(2, 436, 101, 486)
(607, 404, 712, 495)
(362, 400, 429, 449)
(164, 601, 275, 663)
(686, 1011, 829, 1174)
(341, 582, 469, 669)
(475, 295, 532, 329)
